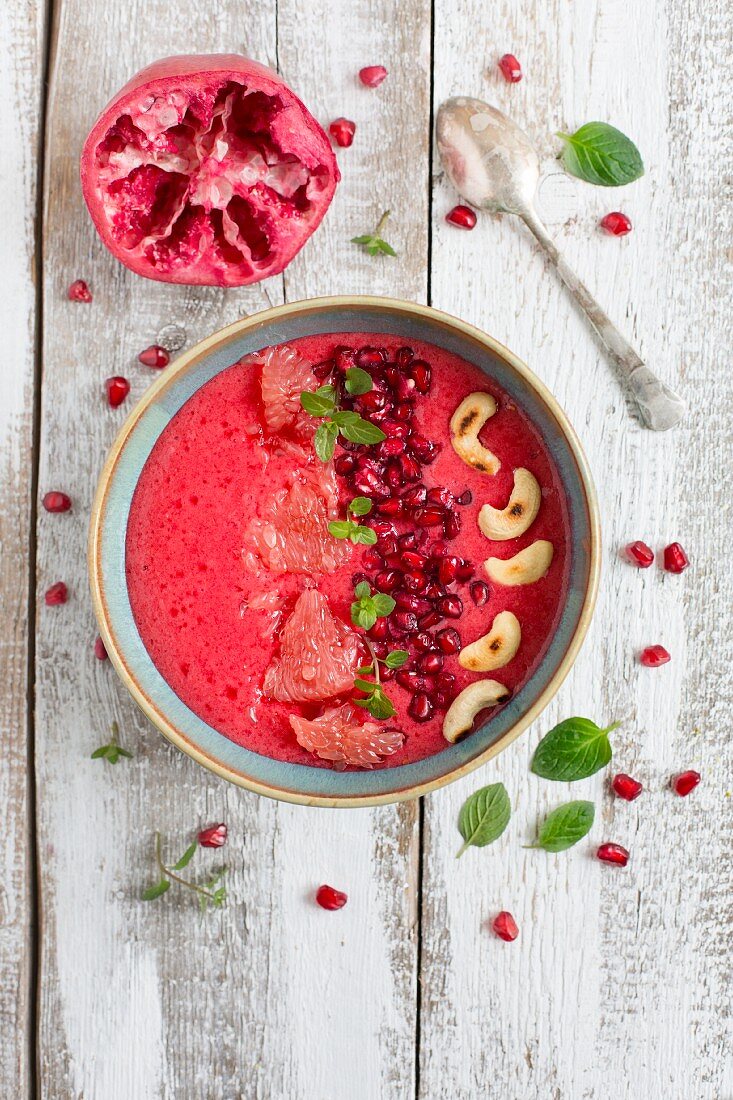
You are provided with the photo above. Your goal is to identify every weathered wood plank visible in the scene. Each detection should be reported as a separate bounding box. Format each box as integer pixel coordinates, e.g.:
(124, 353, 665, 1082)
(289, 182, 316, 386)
(421, 0, 733, 1097)
(36, 2, 429, 1097)
(0, 1, 46, 1095)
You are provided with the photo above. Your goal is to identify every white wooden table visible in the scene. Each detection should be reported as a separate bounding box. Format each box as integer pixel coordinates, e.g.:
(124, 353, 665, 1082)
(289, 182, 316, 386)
(3, 1, 731, 1096)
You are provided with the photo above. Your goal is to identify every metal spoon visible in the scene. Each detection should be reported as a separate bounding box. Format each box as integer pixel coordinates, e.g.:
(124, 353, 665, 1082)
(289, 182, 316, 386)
(436, 97, 685, 431)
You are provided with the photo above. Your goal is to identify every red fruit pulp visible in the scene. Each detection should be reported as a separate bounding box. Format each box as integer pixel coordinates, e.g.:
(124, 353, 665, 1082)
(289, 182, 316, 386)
(600, 212, 632, 236)
(596, 843, 629, 866)
(139, 344, 170, 369)
(640, 644, 670, 667)
(330, 117, 356, 147)
(198, 822, 227, 847)
(80, 55, 339, 286)
(611, 773, 643, 801)
(492, 911, 519, 941)
(45, 581, 68, 606)
(663, 542, 689, 573)
(625, 540, 654, 568)
(359, 66, 388, 88)
(671, 770, 700, 796)
(498, 54, 522, 82)
(316, 884, 348, 910)
(106, 376, 130, 408)
(126, 333, 570, 767)
(43, 491, 72, 513)
(67, 279, 92, 302)
(446, 205, 477, 230)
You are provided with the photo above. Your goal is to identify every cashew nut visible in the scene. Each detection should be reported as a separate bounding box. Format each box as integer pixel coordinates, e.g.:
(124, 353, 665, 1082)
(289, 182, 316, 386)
(484, 540, 554, 586)
(478, 468, 541, 541)
(459, 611, 521, 672)
(450, 392, 500, 475)
(443, 679, 511, 743)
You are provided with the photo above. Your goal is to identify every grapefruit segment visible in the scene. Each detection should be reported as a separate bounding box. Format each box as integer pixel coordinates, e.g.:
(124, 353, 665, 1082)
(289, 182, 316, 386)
(252, 343, 319, 434)
(264, 588, 363, 703)
(290, 704, 404, 768)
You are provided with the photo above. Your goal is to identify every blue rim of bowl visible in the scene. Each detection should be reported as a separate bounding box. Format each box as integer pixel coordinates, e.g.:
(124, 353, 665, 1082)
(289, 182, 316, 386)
(89, 296, 600, 807)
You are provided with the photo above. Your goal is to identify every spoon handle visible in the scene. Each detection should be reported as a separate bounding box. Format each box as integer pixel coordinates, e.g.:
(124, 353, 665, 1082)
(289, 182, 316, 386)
(520, 207, 685, 431)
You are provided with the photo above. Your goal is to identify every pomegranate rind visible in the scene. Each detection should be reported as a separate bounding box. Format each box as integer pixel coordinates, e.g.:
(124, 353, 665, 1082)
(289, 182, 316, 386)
(80, 54, 339, 286)
(264, 589, 362, 704)
(290, 704, 404, 768)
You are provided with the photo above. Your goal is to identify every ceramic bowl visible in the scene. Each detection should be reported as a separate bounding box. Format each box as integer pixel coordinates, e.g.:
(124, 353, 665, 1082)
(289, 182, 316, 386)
(89, 296, 600, 806)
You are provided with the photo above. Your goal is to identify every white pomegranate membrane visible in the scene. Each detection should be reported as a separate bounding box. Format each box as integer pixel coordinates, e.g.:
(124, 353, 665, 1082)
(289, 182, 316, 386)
(81, 57, 338, 285)
(126, 335, 571, 769)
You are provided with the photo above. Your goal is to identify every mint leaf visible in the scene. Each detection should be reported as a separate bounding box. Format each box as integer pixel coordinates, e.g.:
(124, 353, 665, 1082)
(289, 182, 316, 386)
(91, 746, 108, 759)
(371, 593, 396, 617)
(339, 416, 386, 445)
(456, 782, 511, 857)
(531, 717, 619, 782)
(534, 800, 595, 852)
(349, 496, 372, 516)
(354, 581, 371, 599)
(384, 649, 409, 669)
(351, 602, 377, 630)
(373, 238, 397, 257)
(350, 525, 377, 546)
(331, 410, 361, 428)
(351, 234, 373, 245)
(328, 520, 354, 540)
(142, 880, 171, 901)
(355, 686, 396, 720)
(314, 421, 339, 462)
(354, 677, 378, 693)
(301, 387, 336, 417)
(172, 840, 198, 870)
(345, 367, 373, 396)
(557, 123, 644, 187)
(356, 664, 374, 676)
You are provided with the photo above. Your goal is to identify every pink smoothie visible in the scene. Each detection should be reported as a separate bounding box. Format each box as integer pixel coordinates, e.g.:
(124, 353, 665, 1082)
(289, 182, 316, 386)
(126, 333, 570, 767)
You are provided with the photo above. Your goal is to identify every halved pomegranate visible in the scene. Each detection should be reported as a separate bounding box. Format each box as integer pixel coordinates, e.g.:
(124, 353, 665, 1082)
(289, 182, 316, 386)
(80, 55, 340, 286)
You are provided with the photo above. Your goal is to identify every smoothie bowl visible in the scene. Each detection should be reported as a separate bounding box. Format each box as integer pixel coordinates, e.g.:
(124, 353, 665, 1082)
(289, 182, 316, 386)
(89, 297, 599, 806)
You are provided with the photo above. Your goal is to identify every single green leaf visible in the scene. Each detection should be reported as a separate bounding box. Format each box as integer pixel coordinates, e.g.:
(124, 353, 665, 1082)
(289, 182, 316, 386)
(91, 746, 109, 759)
(141, 879, 171, 901)
(345, 367, 373, 396)
(330, 409, 360, 428)
(384, 649, 409, 669)
(350, 525, 377, 546)
(116, 747, 133, 759)
(358, 687, 396, 720)
(300, 389, 336, 417)
(315, 421, 339, 462)
(371, 593, 396, 617)
(557, 122, 644, 187)
(172, 840, 198, 870)
(456, 782, 511, 857)
(354, 581, 371, 599)
(534, 800, 595, 852)
(531, 717, 619, 782)
(354, 677, 378, 693)
(351, 603, 377, 630)
(351, 234, 374, 245)
(212, 886, 227, 907)
(349, 496, 373, 516)
(356, 664, 374, 676)
(329, 520, 354, 540)
(338, 416, 386, 445)
(374, 237, 397, 257)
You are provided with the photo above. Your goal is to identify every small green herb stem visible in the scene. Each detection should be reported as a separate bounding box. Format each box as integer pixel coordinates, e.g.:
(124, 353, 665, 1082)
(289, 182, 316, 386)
(154, 832, 220, 901)
(362, 637, 380, 685)
(110, 720, 120, 745)
(375, 210, 391, 237)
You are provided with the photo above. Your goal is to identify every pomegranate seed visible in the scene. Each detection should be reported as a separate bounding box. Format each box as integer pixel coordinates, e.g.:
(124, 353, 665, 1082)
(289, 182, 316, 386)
(498, 53, 522, 82)
(395, 591, 430, 614)
(359, 65, 388, 88)
(455, 561, 473, 582)
(418, 610, 442, 630)
(409, 435, 437, 463)
(368, 617, 389, 641)
(600, 211, 632, 237)
(446, 205, 477, 230)
(94, 636, 108, 661)
(436, 627, 461, 654)
(198, 823, 227, 848)
(671, 770, 701, 797)
(398, 532, 418, 550)
(372, 640, 388, 660)
(359, 390, 387, 412)
(444, 511, 462, 539)
(428, 487, 454, 508)
(105, 376, 130, 408)
(396, 670, 433, 693)
(313, 358, 335, 380)
(413, 631, 435, 652)
(376, 497, 405, 518)
(435, 671, 456, 693)
(640, 644, 671, 667)
(44, 581, 68, 606)
(470, 581, 490, 606)
(329, 117, 356, 147)
(438, 555, 459, 585)
(403, 569, 428, 593)
(375, 569, 401, 592)
(67, 279, 92, 302)
(625, 540, 654, 568)
(138, 344, 170, 369)
(438, 595, 463, 619)
(395, 346, 414, 365)
(335, 347, 356, 371)
(402, 485, 428, 509)
(663, 542, 690, 574)
(362, 548, 382, 570)
(596, 843, 630, 866)
(409, 693, 434, 722)
(372, 520, 397, 539)
(410, 361, 432, 394)
(351, 572, 370, 589)
(42, 491, 72, 513)
(379, 534, 399, 558)
(456, 490, 473, 505)
(612, 773, 643, 801)
(492, 911, 519, 941)
(392, 611, 418, 634)
(400, 454, 421, 482)
(357, 346, 386, 366)
(316, 884, 348, 910)
(380, 437, 405, 458)
(382, 419, 409, 440)
(429, 540, 449, 561)
(417, 651, 443, 675)
(393, 402, 413, 422)
(414, 506, 444, 528)
(385, 462, 404, 490)
(401, 550, 428, 571)
(335, 453, 357, 475)
(354, 471, 389, 499)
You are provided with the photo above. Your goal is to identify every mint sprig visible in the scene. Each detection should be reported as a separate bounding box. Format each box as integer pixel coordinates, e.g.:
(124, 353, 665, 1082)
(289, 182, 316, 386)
(142, 831, 227, 911)
(352, 636, 406, 720)
(328, 497, 376, 545)
(300, 381, 385, 462)
(352, 210, 398, 257)
(91, 720, 133, 764)
(351, 580, 395, 630)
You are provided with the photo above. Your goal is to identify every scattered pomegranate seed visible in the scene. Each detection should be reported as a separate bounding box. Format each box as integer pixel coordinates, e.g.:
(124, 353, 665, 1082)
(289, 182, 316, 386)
(436, 627, 461, 654)
(455, 560, 473, 582)
(455, 490, 472, 505)
(470, 580, 490, 606)
(612, 773, 643, 801)
(409, 692, 434, 722)
(105, 376, 130, 408)
(138, 344, 170, 369)
(446, 205, 477, 230)
(392, 611, 418, 634)
(671, 770, 701, 797)
(198, 823, 227, 848)
(359, 65, 388, 88)
(663, 542, 689, 574)
(625, 540, 654, 568)
(316, 884, 348, 910)
(438, 594, 463, 619)
(94, 636, 108, 661)
(67, 279, 92, 302)
(492, 911, 519, 941)
(44, 581, 68, 606)
(417, 651, 443, 675)
(600, 211, 632, 237)
(640, 644, 671, 667)
(329, 117, 356, 147)
(42, 491, 72, 513)
(498, 53, 522, 82)
(596, 843, 630, 866)
(444, 511, 462, 540)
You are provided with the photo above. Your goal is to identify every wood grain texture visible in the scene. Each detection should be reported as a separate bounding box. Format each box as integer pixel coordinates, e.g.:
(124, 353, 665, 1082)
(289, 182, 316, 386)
(0, 2, 45, 1095)
(421, 1, 733, 1097)
(35, 1, 428, 1097)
